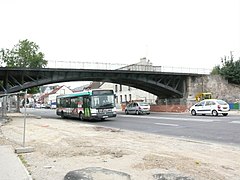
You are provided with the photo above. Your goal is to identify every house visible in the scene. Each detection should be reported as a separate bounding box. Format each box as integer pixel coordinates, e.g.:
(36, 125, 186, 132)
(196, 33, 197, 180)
(98, 58, 157, 108)
(99, 82, 157, 106)
(38, 85, 73, 108)
(48, 85, 73, 108)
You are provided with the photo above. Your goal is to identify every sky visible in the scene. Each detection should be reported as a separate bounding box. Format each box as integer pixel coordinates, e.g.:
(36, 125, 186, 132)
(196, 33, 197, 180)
(1, 0, 240, 71)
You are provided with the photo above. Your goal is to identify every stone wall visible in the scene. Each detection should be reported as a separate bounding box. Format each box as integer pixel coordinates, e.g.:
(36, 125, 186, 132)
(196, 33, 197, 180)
(187, 75, 240, 102)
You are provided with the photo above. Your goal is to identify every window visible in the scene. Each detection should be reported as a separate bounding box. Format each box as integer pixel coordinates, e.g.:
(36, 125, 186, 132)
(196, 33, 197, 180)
(125, 94, 127, 102)
(115, 85, 118, 92)
(129, 94, 132, 102)
(205, 101, 211, 106)
(61, 98, 70, 108)
(120, 95, 122, 103)
(120, 85, 122, 92)
(71, 97, 78, 108)
(116, 96, 118, 104)
(60, 89, 65, 95)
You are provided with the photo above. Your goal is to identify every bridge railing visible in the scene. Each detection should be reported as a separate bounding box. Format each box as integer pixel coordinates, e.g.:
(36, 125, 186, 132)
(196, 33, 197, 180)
(47, 60, 211, 74)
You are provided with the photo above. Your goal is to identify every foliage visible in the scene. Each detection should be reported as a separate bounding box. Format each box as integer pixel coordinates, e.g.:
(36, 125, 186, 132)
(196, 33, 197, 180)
(210, 65, 220, 75)
(211, 54, 240, 84)
(0, 39, 47, 68)
(0, 39, 48, 93)
(27, 86, 40, 94)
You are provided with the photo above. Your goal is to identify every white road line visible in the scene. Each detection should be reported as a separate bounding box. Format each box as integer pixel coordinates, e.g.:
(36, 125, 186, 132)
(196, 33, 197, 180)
(119, 115, 217, 122)
(155, 123, 179, 127)
(229, 121, 240, 124)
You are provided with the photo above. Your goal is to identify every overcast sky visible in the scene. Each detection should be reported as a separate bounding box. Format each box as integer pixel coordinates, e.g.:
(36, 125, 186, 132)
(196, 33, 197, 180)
(1, 0, 240, 70)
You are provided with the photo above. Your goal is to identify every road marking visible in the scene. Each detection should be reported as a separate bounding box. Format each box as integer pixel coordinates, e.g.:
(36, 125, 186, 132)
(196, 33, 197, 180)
(119, 115, 218, 122)
(155, 123, 179, 127)
(229, 121, 240, 124)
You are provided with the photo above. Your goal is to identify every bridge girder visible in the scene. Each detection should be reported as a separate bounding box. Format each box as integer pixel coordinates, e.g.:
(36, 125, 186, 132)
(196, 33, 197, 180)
(0, 67, 197, 98)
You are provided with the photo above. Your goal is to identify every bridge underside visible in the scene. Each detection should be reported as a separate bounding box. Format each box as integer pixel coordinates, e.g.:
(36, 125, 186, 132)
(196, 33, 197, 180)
(0, 68, 191, 98)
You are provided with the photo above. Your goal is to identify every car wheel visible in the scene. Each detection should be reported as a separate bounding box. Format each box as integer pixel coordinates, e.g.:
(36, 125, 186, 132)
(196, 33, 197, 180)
(61, 111, 65, 119)
(212, 110, 218, 116)
(135, 110, 140, 115)
(146, 112, 150, 115)
(191, 109, 196, 116)
(125, 110, 129, 114)
(222, 113, 228, 116)
(79, 112, 83, 120)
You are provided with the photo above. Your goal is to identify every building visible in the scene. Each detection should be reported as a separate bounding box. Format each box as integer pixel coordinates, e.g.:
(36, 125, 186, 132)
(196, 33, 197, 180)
(48, 85, 73, 108)
(99, 58, 157, 108)
(38, 85, 73, 108)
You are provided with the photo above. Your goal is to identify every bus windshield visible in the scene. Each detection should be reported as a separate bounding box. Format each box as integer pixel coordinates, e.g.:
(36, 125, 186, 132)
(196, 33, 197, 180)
(91, 94, 115, 109)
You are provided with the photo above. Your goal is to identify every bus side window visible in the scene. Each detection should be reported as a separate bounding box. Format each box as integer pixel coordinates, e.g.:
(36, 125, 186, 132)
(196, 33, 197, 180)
(77, 97, 83, 108)
(71, 97, 78, 108)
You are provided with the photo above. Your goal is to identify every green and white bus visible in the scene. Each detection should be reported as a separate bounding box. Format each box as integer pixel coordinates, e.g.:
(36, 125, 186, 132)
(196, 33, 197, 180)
(56, 89, 117, 120)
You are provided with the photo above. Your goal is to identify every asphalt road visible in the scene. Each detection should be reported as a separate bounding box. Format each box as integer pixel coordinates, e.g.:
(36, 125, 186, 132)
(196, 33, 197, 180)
(22, 108, 240, 146)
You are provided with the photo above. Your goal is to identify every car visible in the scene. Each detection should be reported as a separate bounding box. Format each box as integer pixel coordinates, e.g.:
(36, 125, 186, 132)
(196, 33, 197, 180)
(35, 103, 41, 108)
(190, 99, 230, 116)
(125, 102, 150, 115)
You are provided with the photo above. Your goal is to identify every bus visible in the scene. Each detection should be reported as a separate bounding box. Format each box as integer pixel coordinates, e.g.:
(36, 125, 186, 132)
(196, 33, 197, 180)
(56, 89, 117, 120)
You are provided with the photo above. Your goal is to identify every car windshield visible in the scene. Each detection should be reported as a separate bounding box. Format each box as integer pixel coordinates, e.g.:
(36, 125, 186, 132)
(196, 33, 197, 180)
(217, 100, 228, 105)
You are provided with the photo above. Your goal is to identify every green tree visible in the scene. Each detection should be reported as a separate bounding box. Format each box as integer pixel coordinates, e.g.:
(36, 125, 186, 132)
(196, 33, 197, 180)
(210, 65, 220, 75)
(0, 39, 48, 93)
(212, 53, 240, 84)
(0, 39, 47, 68)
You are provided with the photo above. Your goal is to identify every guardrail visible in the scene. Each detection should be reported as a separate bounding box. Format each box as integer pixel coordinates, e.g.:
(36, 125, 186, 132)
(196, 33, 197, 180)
(47, 60, 211, 74)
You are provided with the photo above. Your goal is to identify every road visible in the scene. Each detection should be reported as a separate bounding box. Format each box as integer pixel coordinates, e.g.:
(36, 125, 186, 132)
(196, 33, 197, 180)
(23, 108, 240, 146)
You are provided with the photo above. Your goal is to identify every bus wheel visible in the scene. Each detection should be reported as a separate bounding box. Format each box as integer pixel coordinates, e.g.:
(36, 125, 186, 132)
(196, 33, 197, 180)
(79, 112, 83, 120)
(61, 111, 65, 119)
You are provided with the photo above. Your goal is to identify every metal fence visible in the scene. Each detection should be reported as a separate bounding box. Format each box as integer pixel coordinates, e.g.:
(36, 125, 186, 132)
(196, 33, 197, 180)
(229, 103, 240, 110)
(156, 98, 188, 105)
(0, 94, 20, 119)
(47, 60, 211, 74)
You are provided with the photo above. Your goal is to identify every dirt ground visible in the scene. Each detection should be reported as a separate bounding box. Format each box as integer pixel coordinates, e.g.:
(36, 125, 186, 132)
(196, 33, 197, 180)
(0, 113, 240, 180)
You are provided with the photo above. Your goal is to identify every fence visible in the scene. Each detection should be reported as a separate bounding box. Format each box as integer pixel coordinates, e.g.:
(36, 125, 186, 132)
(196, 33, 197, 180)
(150, 98, 190, 113)
(47, 60, 211, 74)
(0, 94, 21, 119)
(229, 103, 240, 110)
(152, 99, 240, 112)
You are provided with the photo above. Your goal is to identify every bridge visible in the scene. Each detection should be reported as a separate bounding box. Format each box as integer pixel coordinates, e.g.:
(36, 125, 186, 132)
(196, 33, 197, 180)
(0, 61, 209, 98)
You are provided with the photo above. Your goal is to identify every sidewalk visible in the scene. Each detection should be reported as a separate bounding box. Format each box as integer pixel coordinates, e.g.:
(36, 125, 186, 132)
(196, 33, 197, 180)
(0, 145, 32, 180)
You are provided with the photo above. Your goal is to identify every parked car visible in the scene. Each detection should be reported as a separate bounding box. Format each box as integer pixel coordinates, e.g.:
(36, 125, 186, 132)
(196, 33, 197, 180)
(35, 103, 41, 108)
(125, 102, 150, 115)
(190, 99, 230, 116)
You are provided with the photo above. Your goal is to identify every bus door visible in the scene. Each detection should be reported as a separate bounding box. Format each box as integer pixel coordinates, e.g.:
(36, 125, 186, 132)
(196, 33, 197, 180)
(83, 96, 91, 118)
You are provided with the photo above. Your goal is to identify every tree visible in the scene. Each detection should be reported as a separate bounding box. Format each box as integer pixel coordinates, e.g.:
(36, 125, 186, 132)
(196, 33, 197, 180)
(0, 39, 47, 68)
(210, 65, 220, 75)
(211, 53, 240, 84)
(0, 39, 48, 93)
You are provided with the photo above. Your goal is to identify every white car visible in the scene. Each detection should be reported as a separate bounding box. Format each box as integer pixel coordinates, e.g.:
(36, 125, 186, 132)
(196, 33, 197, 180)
(125, 102, 150, 115)
(190, 99, 230, 116)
